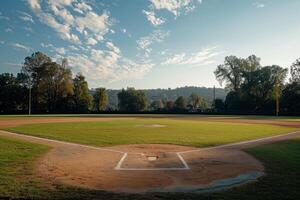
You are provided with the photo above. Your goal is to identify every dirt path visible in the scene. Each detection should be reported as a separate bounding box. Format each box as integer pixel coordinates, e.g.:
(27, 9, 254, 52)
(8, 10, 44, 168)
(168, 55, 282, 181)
(1, 130, 300, 193)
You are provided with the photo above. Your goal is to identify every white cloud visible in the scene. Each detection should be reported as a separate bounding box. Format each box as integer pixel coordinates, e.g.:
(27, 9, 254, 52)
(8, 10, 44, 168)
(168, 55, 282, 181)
(253, 2, 265, 8)
(0, 15, 10, 20)
(0, 41, 5, 44)
(74, 2, 92, 14)
(27, 0, 111, 44)
(54, 47, 66, 55)
(27, 0, 41, 10)
(148, 0, 201, 17)
(11, 43, 32, 52)
(18, 11, 34, 23)
(162, 47, 222, 66)
(41, 43, 54, 48)
(48, 0, 74, 7)
(75, 12, 110, 38)
(5, 28, 13, 32)
(24, 27, 33, 32)
(68, 48, 153, 86)
(106, 41, 120, 54)
(137, 30, 170, 57)
(87, 37, 98, 45)
(143, 10, 165, 26)
(3, 62, 23, 68)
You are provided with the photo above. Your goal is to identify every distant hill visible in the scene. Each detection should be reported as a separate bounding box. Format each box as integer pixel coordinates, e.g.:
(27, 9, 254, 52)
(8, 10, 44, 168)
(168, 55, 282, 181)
(91, 86, 227, 109)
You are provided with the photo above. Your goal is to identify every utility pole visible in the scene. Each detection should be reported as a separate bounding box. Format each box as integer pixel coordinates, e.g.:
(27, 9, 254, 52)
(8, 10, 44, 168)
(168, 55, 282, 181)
(213, 85, 216, 102)
(275, 79, 279, 117)
(213, 85, 216, 109)
(28, 76, 32, 116)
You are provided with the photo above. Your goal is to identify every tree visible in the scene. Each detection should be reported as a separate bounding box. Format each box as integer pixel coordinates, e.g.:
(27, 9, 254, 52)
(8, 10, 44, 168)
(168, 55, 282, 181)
(73, 73, 92, 113)
(93, 88, 108, 111)
(215, 55, 261, 92)
(150, 98, 164, 111)
(0, 73, 28, 113)
(166, 100, 174, 111)
(214, 98, 225, 112)
(117, 88, 148, 112)
(214, 56, 244, 92)
(290, 59, 300, 83)
(281, 60, 300, 113)
(281, 82, 300, 113)
(21, 52, 73, 112)
(188, 93, 206, 110)
(174, 96, 187, 110)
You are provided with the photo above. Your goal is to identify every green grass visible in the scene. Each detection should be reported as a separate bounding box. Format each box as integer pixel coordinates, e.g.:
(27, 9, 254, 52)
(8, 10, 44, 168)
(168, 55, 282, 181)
(0, 136, 50, 199)
(1, 134, 300, 200)
(6, 118, 297, 147)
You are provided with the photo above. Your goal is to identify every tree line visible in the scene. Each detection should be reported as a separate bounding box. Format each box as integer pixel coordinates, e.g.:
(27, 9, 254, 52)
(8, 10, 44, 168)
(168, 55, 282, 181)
(0, 52, 209, 114)
(1, 52, 299, 115)
(213, 55, 300, 115)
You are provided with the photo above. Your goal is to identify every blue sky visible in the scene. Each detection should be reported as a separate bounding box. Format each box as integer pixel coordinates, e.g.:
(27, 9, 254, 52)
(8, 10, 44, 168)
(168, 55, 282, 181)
(0, 0, 300, 89)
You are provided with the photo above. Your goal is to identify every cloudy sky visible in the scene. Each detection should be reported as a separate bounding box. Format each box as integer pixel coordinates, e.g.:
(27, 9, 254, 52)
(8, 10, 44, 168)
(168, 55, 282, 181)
(0, 0, 300, 89)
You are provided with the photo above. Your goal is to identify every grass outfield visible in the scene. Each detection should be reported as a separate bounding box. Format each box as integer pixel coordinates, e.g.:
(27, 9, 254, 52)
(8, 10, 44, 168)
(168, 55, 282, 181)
(1, 135, 300, 200)
(6, 118, 298, 147)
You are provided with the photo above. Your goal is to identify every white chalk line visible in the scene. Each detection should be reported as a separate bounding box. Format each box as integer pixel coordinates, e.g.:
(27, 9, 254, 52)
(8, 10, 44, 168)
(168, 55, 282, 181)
(0, 130, 125, 154)
(114, 152, 190, 171)
(179, 131, 300, 154)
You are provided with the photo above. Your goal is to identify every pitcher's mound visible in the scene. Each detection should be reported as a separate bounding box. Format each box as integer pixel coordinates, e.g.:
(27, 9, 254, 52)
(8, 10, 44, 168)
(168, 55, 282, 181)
(37, 144, 264, 193)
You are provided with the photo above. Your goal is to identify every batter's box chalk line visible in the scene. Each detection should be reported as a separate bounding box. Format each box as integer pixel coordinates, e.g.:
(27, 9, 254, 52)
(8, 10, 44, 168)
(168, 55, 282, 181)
(114, 152, 190, 171)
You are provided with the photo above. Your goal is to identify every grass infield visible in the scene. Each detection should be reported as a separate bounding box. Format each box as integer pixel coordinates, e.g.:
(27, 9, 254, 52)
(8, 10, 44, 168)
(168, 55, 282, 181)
(6, 118, 297, 147)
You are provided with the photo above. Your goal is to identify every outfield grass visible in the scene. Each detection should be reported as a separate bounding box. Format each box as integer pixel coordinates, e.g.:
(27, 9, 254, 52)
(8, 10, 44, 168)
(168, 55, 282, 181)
(1, 135, 300, 200)
(6, 118, 298, 147)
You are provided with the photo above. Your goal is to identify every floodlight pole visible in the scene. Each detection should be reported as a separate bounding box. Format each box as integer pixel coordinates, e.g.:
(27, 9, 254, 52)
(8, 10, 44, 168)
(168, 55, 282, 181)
(29, 86, 31, 115)
(28, 78, 32, 116)
(275, 79, 279, 117)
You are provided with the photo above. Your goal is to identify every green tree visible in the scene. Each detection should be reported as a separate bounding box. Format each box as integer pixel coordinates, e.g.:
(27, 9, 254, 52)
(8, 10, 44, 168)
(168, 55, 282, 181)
(290, 58, 300, 83)
(0, 73, 28, 113)
(117, 88, 148, 112)
(150, 99, 164, 111)
(174, 96, 187, 110)
(166, 100, 174, 111)
(73, 73, 92, 112)
(189, 93, 206, 110)
(93, 88, 108, 111)
(214, 98, 225, 112)
(214, 56, 244, 92)
(21, 53, 73, 112)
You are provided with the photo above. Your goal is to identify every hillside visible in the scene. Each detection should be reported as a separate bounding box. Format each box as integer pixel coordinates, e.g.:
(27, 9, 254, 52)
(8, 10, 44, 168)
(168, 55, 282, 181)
(92, 87, 227, 108)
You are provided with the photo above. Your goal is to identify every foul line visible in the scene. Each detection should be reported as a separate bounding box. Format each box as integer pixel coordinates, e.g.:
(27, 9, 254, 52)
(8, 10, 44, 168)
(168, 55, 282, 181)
(0, 130, 125, 154)
(179, 131, 300, 154)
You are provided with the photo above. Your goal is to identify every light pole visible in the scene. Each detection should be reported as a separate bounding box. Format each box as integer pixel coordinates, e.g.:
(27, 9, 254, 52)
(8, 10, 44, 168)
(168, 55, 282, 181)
(275, 79, 279, 117)
(28, 85, 31, 115)
(28, 75, 32, 116)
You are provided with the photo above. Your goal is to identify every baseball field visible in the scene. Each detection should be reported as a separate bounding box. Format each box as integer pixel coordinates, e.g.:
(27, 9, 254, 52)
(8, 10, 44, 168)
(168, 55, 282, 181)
(0, 115, 300, 200)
